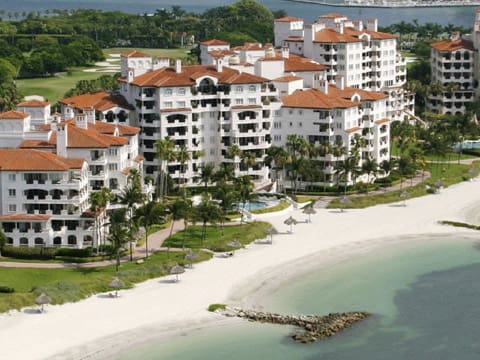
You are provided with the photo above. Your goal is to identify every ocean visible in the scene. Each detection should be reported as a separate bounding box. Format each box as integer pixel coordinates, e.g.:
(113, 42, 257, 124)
(110, 236, 480, 360)
(0, 0, 476, 26)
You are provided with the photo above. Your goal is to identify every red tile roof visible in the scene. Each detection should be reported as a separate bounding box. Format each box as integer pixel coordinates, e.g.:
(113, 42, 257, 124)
(374, 118, 390, 125)
(284, 57, 328, 72)
(0, 110, 29, 120)
(275, 16, 302, 22)
(273, 75, 303, 82)
(89, 121, 140, 136)
(18, 139, 56, 149)
(121, 50, 149, 58)
(282, 88, 356, 109)
(231, 105, 262, 110)
(314, 28, 360, 43)
(134, 155, 145, 162)
(346, 126, 362, 134)
(319, 13, 347, 19)
(284, 36, 304, 42)
(343, 27, 396, 40)
(0, 149, 84, 171)
(328, 85, 388, 101)
(430, 38, 474, 52)
(17, 99, 50, 107)
(200, 39, 229, 46)
(59, 92, 133, 111)
(160, 107, 192, 113)
(0, 214, 51, 221)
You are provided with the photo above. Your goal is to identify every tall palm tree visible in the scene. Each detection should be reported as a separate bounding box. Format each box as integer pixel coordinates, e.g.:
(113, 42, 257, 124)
(119, 172, 145, 261)
(214, 181, 239, 236)
(109, 208, 129, 272)
(154, 138, 176, 200)
(286, 134, 309, 193)
(265, 146, 290, 193)
(226, 144, 242, 175)
(135, 201, 165, 259)
(176, 146, 190, 196)
(335, 155, 359, 194)
(167, 198, 190, 253)
(0, 228, 7, 257)
(235, 175, 253, 224)
(199, 162, 215, 192)
(194, 196, 222, 247)
(241, 151, 257, 171)
(89, 187, 112, 251)
(361, 157, 378, 192)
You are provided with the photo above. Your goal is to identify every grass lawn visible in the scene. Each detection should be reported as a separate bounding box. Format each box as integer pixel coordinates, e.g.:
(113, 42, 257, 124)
(0, 249, 211, 313)
(328, 162, 480, 209)
(104, 47, 191, 59)
(294, 195, 318, 204)
(250, 200, 290, 214)
(163, 221, 272, 252)
(17, 68, 106, 102)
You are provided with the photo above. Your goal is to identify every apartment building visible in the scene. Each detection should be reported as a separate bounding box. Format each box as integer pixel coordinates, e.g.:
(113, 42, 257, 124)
(274, 13, 414, 122)
(272, 79, 390, 188)
(0, 149, 100, 248)
(119, 57, 281, 187)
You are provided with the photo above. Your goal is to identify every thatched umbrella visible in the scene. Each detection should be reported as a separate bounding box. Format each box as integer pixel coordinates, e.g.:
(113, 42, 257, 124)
(184, 251, 198, 268)
(302, 207, 317, 223)
(265, 227, 275, 244)
(170, 264, 185, 282)
(108, 277, 125, 297)
(35, 293, 51, 313)
(339, 196, 351, 212)
(284, 216, 298, 233)
(400, 191, 410, 206)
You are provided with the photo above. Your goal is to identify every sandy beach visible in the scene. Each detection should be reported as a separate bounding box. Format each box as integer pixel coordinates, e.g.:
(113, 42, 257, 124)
(1, 179, 480, 360)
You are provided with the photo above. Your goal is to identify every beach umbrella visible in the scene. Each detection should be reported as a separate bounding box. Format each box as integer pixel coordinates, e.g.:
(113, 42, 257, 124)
(284, 216, 298, 233)
(184, 251, 198, 268)
(170, 264, 185, 282)
(108, 277, 125, 297)
(302, 207, 317, 223)
(265, 227, 275, 244)
(400, 191, 410, 206)
(35, 293, 51, 313)
(339, 196, 351, 212)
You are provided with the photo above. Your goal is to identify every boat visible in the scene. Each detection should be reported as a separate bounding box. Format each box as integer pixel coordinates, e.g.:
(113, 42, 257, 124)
(287, 0, 480, 8)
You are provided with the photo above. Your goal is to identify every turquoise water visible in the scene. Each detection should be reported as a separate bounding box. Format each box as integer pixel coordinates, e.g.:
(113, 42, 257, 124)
(114, 237, 480, 360)
(238, 201, 268, 211)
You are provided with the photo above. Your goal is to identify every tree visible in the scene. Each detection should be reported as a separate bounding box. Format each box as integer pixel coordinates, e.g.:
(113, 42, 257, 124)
(155, 138, 176, 200)
(193, 196, 222, 246)
(0, 228, 7, 257)
(119, 170, 145, 261)
(89, 187, 112, 251)
(286, 134, 309, 193)
(199, 162, 215, 191)
(335, 155, 359, 194)
(265, 146, 290, 193)
(109, 208, 129, 272)
(167, 198, 190, 251)
(361, 157, 378, 192)
(176, 145, 190, 195)
(235, 175, 253, 224)
(226, 144, 242, 175)
(135, 201, 165, 259)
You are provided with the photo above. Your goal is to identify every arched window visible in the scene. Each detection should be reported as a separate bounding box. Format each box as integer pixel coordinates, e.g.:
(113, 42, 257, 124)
(198, 78, 215, 94)
(34, 237, 44, 246)
(68, 235, 77, 245)
(6, 237, 13, 244)
(19, 237, 29, 246)
(118, 110, 128, 123)
(106, 111, 115, 122)
(53, 237, 62, 246)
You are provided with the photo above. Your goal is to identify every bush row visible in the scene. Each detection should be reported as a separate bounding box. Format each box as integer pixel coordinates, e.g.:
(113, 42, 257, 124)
(1, 246, 100, 260)
(0, 286, 15, 293)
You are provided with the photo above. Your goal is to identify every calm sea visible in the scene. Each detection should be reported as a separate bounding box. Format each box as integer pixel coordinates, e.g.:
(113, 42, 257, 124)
(0, 0, 476, 26)
(111, 236, 480, 360)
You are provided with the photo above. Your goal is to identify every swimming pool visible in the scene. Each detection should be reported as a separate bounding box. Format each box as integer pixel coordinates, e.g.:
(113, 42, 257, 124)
(237, 201, 268, 211)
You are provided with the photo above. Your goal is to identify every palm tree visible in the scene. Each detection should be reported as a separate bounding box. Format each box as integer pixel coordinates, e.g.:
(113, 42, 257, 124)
(235, 175, 253, 224)
(199, 162, 215, 192)
(167, 198, 190, 252)
(226, 144, 242, 175)
(135, 201, 165, 259)
(89, 187, 113, 251)
(214, 181, 238, 236)
(265, 146, 290, 193)
(241, 151, 257, 171)
(361, 157, 378, 192)
(0, 228, 7, 257)
(109, 208, 130, 272)
(286, 134, 309, 193)
(335, 155, 359, 195)
(176, 146, 190, 196)
(155, 138, 176, 200)
(194, 196, 222, 247)
(119, 172, 145, 261)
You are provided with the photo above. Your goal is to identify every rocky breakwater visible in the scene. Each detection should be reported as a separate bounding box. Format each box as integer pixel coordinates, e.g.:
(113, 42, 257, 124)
(224, 308, 370, 343)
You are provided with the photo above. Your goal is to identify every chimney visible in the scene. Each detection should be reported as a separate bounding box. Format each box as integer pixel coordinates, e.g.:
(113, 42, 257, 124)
(336, 75, 345, 90)
(56, 124, 68, 157)
(76, 113, 88, 129)
(281, 46, 290, 59)
(366, 18, 378, 32)
(175, 59, 182, 74)
(337, 23, 344, 34)
(216, 58, 223, 73)
(319, 79, 328, 94)
(85, 107, 95, 124)
(450, 31, 460, 41)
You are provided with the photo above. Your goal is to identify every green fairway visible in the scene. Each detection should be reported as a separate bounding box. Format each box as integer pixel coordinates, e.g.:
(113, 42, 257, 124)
(103, 47, 191, 59)
(17, 68, 107, 103)
(0, 250, 211, 313)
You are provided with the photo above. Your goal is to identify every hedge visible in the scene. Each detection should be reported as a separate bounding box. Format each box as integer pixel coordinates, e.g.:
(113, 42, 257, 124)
(2, 246, 57, 260)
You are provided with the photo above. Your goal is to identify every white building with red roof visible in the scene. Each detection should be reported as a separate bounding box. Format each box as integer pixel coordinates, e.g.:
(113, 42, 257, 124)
(274, 13, 414, 122)
(120, 57, 281, 187)
(0, 149, 99, 248)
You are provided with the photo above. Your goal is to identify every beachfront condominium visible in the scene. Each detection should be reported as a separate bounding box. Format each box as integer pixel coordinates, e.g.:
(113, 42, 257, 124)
(429, 32, 475, 115)
(272, 79, 390, 189)
(119, 52, 281, 188)
(274, 13, 414, 122)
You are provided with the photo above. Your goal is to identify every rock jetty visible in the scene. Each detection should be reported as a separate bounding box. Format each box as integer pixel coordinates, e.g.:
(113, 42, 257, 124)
(222, 308, 370, 343)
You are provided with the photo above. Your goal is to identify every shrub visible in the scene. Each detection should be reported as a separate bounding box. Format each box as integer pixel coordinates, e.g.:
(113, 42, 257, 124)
(56, 247, 93, 258)
(0, 286, 14, 293)
(208, 303, 226, 312)
(2, 246, 56, 260)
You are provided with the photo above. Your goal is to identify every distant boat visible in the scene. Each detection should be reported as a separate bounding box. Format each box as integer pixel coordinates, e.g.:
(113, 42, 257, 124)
(287, 0, 480, 8)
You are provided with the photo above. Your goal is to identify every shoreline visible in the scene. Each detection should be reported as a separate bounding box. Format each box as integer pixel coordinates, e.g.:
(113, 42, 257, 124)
(1, 179, 480, 360)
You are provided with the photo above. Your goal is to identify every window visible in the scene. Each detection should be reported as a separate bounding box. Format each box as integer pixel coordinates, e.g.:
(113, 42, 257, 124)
(298, 110, 303, 115)
(164, 101, 173, 108)
(249, 85, 256, 92)
(274, 135, 282, 141)
(109, 163, 118, 171)
(8, 204, 16, 212)
(8, 174, 15, 181)
(235, 99, 243, 105)
(274, 110, 281, 116)
(109, 148, 118, 156)
(165, 88, 173, 96)
(8, 189, 15, 197)
(235, 86, 243, 93)
(248, 98, 256, 105)
(178, 88, 186, 95)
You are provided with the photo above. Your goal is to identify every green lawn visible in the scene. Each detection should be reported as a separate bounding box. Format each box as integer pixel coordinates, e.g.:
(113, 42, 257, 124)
(103, 47, 191, 59)
(163, 221, 272, 252)
(250, 200, 290, 214)
(328, 162, 480, 209)
(0, 249, 211, 313)
(17, 68, 106, 103)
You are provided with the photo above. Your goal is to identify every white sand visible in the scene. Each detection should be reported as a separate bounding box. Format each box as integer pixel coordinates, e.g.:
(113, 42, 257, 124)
(1, 179, 480, 360)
